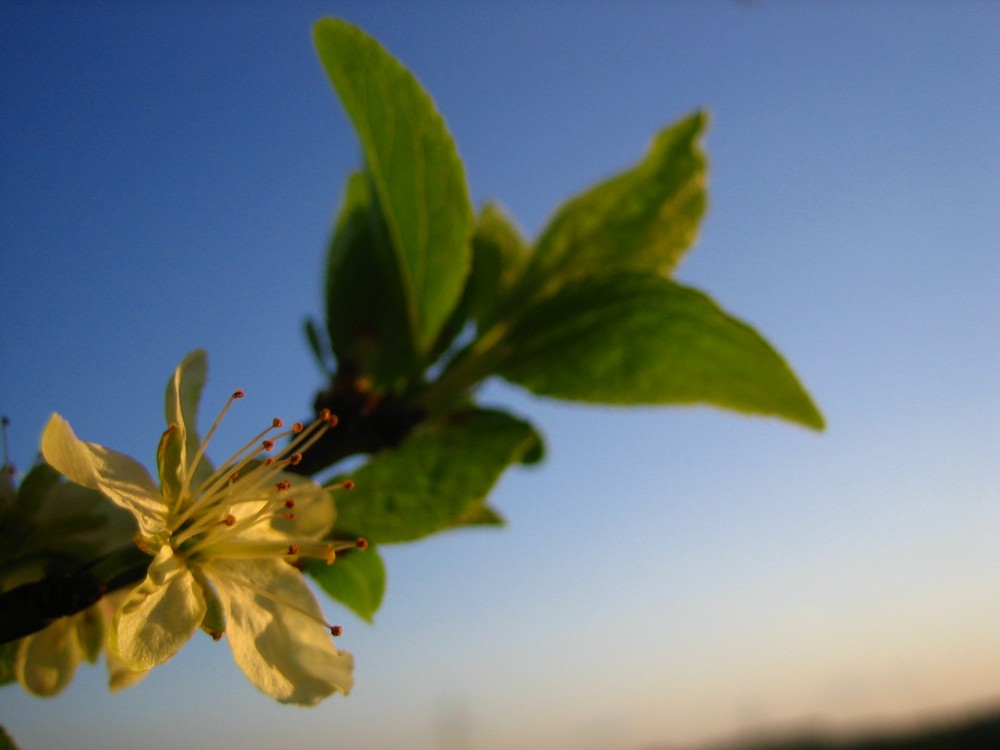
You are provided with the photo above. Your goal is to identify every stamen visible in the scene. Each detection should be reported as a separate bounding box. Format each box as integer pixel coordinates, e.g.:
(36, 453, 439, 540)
(180, 388, 246, 499)
(165, 397, 347, 560)
(178, 395, 285, 513)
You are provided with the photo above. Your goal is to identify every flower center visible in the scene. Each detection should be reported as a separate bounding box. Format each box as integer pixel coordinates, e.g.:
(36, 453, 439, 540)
(162, 392, 361, 566)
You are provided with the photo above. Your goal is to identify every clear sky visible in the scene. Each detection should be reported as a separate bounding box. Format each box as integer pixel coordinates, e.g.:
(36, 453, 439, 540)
(2, 2, 999, 749)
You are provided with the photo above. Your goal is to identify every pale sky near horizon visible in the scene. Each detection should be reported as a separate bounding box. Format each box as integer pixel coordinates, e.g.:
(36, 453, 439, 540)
(2, 2, 999, 749)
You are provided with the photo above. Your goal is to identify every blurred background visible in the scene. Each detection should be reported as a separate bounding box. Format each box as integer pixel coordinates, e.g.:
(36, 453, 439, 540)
(1, 2, 998, 749)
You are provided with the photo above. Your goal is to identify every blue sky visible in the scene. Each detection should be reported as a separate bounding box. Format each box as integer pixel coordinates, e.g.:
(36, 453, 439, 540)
(2, 2, 999, 749)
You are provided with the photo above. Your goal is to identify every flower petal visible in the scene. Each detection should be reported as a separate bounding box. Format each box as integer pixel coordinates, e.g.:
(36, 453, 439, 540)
(74, 605, 104, 663)
(15, 617, 82, 696)
(269, 475, 335, 540)
(99, 591, 150, 691)
(41, 413, 169, 539)
(165, 349, 206, 442)
(206, 558, 354, 705)
(163, 349, 213, 493)
(106, 652, 150, 692)
(111, 546, 206, 670)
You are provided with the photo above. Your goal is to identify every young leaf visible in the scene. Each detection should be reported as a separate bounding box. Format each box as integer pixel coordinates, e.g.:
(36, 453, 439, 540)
(0, 723, 20, 750)
(510, 111, 707, 309)
(325, 171, 420, 386)
(497, 272, 824, 429)
(426, 202, 528, 363)
(314, 18, 474, 356)
(307, 545, 386, 624)
(303, 317, 333, 377)
(330, 408, 541, 542)
(467, 202, 530, 330)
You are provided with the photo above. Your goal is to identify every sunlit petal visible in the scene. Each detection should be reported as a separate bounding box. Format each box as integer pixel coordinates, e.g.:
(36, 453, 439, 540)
(15, 618, 81, 696)
(207, 558, 354, 705)
(41, 413, 168, 539)
(112, 546, 206, 670)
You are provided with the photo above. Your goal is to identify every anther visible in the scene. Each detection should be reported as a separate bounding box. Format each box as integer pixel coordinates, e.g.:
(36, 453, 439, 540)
(330, 626, 343, 637)
(342, 480, 355, 491)
(283, 512, 296, 520)
(327, 414, 340, 428)
(263, 458, 274, 466)
(233, 390, 245, 399)
(288, 453, 302, 465)
(275, 480, 291, 491)
(320, 409, 331, 421)
(355, 538, 368, 551)
(272, 418, 284, 428)
(287, 544, 300, 555)
(262, 440, 275, 451)
(211, 631, 224, 641)
(284, 499, 296, 509)
(223, 514, 236, 526)
(292, 422, 304, 434)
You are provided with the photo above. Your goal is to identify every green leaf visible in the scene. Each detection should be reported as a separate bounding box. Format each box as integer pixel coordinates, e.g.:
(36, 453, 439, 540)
(331, 408, 541, 542)
(467, 202, 530, 330)
(307, 545, 386, 624)
(314, 18, 474, 356)
(449, 503, 505, 528)
(303, 317, 333, 377)
(0, 723, 20, 750)
(426, 202, 529, 364)
(10, 462, 61, 515)
(510, 111, 707, 308)
(325, 171, 419, 386)
(498, 272, 824, 429)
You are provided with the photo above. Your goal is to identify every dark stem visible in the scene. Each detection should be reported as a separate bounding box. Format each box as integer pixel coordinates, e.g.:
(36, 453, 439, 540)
(287, 374, 424, 477)
(0, 548, 150, 645)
